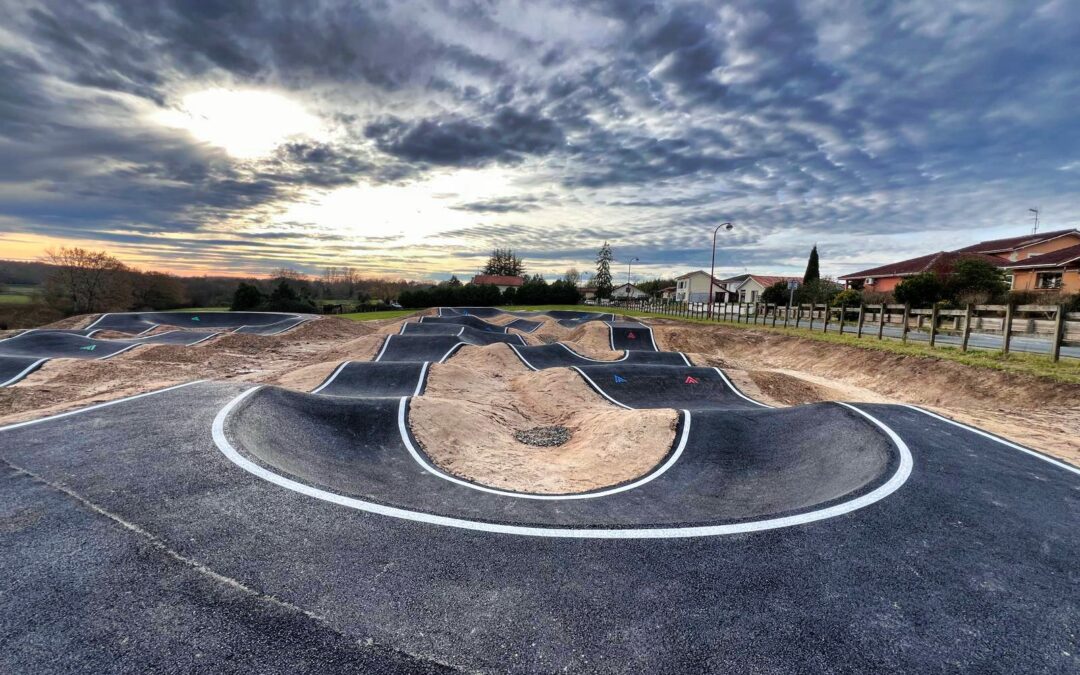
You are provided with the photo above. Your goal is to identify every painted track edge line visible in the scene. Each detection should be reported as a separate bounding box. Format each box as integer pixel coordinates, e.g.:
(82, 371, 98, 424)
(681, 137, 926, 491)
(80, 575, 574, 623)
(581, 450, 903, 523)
(0, 380, 208, 432)
(570, 366, 632, 409)
(211, 393, 912, 538)
(311, 361, 352, 394)
(900, 404, 1080, 476)
(0, 358, 49, 387)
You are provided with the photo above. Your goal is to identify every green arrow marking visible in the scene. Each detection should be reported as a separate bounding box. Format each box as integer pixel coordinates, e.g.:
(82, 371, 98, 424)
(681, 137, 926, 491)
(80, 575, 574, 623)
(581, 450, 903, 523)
(191, 316, 201, 321)
(80, 344, 97, 351)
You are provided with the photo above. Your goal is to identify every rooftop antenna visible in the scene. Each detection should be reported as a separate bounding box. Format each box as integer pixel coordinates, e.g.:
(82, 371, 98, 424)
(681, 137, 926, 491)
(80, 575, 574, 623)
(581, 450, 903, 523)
(1029, 208, 1039, 235)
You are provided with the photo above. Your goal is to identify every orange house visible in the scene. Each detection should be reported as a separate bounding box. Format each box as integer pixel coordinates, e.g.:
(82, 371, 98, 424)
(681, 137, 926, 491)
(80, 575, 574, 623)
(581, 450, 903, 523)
(840, 229, 1080, 295)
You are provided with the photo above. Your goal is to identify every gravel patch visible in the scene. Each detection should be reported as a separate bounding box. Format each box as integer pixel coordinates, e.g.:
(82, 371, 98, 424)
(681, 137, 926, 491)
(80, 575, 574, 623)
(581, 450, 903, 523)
(514, 425, 570, 447)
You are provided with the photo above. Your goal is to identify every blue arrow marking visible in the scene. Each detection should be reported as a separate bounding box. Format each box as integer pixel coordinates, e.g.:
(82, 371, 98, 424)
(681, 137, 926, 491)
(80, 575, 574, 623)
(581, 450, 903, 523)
(80, 344, 96, 351)
(614, 374, 627, 383)
(191, 316, 201, 321)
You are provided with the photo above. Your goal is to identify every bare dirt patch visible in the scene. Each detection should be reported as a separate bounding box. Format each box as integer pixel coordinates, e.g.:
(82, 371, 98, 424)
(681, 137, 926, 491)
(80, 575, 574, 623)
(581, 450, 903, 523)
(411, 344, 677, 494)
(656, 322, 1080, 466)
(0, 316, 387, 425)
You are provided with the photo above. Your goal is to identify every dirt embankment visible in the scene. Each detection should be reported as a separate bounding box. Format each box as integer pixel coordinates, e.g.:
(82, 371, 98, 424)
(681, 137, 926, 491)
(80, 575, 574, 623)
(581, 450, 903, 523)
(0, 316, 388, 425)
(410, 343, 677, 494)
(655, 322, 1080, 466)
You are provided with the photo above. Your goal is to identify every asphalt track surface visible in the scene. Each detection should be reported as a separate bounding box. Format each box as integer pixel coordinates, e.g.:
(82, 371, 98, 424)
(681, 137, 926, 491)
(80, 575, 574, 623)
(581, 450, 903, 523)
(87, 310, 309, 336)
(400, 321, 527, 346)
(0, 311, 308, 386)
(2, 310, 1078, 673)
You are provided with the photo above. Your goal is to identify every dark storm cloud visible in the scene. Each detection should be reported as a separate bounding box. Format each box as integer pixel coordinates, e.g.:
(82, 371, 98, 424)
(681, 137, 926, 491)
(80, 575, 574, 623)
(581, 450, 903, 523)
(1, 0, 1079, 277)
(365, 107, 565, 167)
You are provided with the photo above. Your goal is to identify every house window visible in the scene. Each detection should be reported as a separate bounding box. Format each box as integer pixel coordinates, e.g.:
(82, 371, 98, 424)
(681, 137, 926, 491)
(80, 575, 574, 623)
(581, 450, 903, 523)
(1004, 274, 1014, 289)
(678, 280, 686, 289)
(1035, 272, 1063, 289)
(739, 290, 746, 302)
(750, 290, 758, 302)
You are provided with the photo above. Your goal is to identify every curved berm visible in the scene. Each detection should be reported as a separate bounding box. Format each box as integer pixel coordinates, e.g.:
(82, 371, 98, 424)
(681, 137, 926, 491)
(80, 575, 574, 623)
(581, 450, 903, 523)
(0, 356, 47, 387)
(0, 331, 142, 360)
(437, 307, 504, 319)
(504, 318, 541, 333)
(401, 322, 525, 346)
(87, 311, 307, 335)
(420, 315, 507, 332)
(313, 361, 429, 397)
(223, 387, 900, 529)
(509, 343, 689, 370)
(575, 365, 763, 410)
(608, 322, 657, 351)
(375, 334, 466, 363)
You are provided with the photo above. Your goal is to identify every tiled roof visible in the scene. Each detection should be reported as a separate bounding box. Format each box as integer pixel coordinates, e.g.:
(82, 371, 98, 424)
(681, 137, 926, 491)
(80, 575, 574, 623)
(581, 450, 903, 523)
(471, 274, 524, 286)
(1002, 242, 1080, 268)
(839, 252, 1006, 280)
(675, 270, 727, 285)
(747, 275, 802, 287)
(953, 228, 1079, 254)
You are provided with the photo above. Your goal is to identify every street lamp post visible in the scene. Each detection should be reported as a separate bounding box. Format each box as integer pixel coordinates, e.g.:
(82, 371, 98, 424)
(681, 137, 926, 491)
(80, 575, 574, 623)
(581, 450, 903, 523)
(626, 257, 639, 305)
(708, 222, 733, 319)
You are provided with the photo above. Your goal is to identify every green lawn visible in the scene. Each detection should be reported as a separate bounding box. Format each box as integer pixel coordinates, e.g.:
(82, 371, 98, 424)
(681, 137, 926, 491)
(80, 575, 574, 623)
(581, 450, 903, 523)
(341, 309, 419, 322)
(0, 294, 33, 305)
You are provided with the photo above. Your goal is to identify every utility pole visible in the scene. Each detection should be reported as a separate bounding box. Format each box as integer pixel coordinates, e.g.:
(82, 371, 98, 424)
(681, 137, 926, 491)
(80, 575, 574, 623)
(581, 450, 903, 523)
(626, 257, 639, 301)
(1029, 208, 1039, 235)
(708, 222, 733, 319)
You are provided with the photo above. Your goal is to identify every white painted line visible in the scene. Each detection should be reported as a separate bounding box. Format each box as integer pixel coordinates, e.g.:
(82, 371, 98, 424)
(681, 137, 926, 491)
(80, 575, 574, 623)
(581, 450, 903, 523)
(570, 366, 633, 409)
(97, 344, 140, 360)
(396, 397, 691, 499)
(559, 342, 629, 363)
(438, 342, 466, 363)
(456, 327, 465, 336)
(398, 322, 408, 335)
(0, 358, 49, 387)
(373, 335, 392, 362)
(312, 361, 352, 394)
(900, 404, 1080, 476)
(712, 367, 773, 408)
(516, 334, 527, 346)
(85, 313, 110, 329)
(85, 329, 101, 338)
(647, 327, 659, 351)
(413, 362, 430, 397)
(186, 331, 223, 346)
(1, 380, 207, 433)
(507, 343, 538, 371)
(679, 352, 692, 367)
(211, 391, 912, 538)
(135, 324, 160, 336)
(608, 325, 615, 351)
(264, 318, 311, 336)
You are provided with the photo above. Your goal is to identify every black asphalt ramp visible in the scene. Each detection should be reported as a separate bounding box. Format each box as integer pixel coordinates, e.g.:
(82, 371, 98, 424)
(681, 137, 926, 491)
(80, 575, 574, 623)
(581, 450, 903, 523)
(0, 331, 140, 360)
(0, 356, 47, 387)
(314, 361, 429, 397)
(575, 365, 763, 410)
(375, 334, 464, 363)
(87, 311, 306, 334)
(420, 315, 507, 332)
(503, 318, 541, 333)
(226, 387, 897, 527)
(608, 322, 658, 351)
(401, 322, 525, 346)
(510, 343, 688, 370)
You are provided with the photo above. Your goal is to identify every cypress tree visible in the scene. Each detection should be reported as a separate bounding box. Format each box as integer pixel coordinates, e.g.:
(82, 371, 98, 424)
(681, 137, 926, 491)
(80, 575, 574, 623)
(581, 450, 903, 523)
(803, 245, 820, 284)
(595, 242, 614, 299)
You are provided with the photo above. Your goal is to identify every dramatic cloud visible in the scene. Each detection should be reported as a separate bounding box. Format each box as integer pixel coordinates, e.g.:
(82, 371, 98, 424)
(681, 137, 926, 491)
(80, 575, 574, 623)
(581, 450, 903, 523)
(0, 0, 1078, 280)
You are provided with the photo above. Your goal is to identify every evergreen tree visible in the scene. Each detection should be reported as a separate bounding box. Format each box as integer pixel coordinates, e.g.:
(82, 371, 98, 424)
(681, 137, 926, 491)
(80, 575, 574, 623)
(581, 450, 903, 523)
(595, 242, 614, 299)
(803, 245, 820, 284)
(482, 248, 525, 276)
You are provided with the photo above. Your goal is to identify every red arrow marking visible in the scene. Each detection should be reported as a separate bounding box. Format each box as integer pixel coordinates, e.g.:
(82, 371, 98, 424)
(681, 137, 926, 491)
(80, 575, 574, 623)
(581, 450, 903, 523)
(627, 331, 636, 339)
(685, 376, 699, 384)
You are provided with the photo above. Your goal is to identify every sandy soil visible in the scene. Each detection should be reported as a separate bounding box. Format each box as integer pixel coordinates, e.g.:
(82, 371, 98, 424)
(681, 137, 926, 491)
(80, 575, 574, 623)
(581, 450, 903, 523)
(411, 344, 678, 494)
(656, 322, 1080, 466)
(0, 316, 387, 425)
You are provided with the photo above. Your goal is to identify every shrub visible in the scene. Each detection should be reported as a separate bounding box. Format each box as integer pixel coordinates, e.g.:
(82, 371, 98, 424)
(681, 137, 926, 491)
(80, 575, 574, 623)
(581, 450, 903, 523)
(831, 289, 862, 307)
(760, 281, 790, 305)
(231, 282, 264, 311)
(894, 272, 945, 307)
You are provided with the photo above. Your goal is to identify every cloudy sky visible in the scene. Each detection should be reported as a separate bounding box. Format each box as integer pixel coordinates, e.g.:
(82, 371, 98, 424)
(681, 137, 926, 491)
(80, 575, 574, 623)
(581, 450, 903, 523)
(1, 1, 1078, 282)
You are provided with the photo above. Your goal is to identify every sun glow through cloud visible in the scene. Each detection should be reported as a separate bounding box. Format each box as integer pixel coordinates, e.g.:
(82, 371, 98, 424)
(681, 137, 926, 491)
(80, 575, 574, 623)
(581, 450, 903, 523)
(155, 89, 325, 158)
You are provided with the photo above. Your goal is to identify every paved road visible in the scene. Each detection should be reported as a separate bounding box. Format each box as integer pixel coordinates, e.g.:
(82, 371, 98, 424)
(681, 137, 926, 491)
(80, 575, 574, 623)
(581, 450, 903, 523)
(1, 316, 1077, 673)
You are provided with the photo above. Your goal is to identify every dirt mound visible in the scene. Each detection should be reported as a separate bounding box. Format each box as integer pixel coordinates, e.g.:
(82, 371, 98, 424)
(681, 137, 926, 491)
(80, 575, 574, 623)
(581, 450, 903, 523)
(555, 323, 621, 360)
(413, 348, 678, 494)
(661, 323, 1080, 466)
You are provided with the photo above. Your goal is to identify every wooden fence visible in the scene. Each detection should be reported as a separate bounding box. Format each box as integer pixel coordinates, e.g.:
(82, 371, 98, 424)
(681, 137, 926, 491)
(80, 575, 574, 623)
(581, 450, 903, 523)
(616, 299, 1080, 361)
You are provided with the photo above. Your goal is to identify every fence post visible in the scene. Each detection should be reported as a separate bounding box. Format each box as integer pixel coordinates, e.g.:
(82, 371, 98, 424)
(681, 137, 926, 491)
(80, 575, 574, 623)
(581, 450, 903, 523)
(1051, 304, 1065, 362)
(838, 304, 847, 335)
(1002, 303, 1014, 354)
(794, 304, 801, 329)
(783, 304, 789, 328)
(822, 304, 831, 333)
(856, 303, 866, 338)
(961, 304, 974, 352)
(929, 305, 940, 348)
(901, 304, 911, 343)
(771, 303, 778, 327)
(877, 304, 886, 340)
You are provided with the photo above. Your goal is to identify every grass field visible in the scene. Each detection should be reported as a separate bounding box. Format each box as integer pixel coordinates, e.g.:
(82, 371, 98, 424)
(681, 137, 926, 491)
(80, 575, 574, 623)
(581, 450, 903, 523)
(0, 294, 33, 304)
(341, 309, 418, 322)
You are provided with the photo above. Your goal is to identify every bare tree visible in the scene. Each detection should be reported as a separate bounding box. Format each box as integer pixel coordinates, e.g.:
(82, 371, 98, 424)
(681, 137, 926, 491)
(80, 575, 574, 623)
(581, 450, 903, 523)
(563, 268, 581, 285)
(44, 247, 132, 314)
